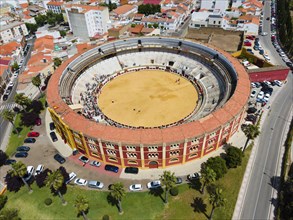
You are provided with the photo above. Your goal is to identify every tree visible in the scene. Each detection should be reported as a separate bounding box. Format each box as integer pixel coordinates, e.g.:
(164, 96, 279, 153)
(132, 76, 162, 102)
(0, 150, 8, 167)
(243, 124, 260, 152)
(48, 17, 56, 26)
(35, 14, 47, 26)
(5, 173, 23, 192)
(55, 13, 64, 23)
(225, 146, 243, 168)
(35, 168, 51, 188)
(53, 57, 62, 68)
(209, 187, 226, 220)
(200, 166, 216, 194)
(14, 93, 32, 109)
(0, 110, 19, 136)
(153, 23, 159, 28)
(11, 62, 19, 72)
(57, 166, 70, 183)
(75, 195, 89, 220)
(28, 100, 44, 114)
(45, 169, 66, 205)
(9, 161, 32, 192)
(25, 23, 38, 34)
(202, 156, 227, 180)
(109, 182, 126, 214)
(32, 75, 41, 92)
(20, 111, 39, 127)
(59, 30, 66, 38)
(0, 195, 7, 210)
(160, 170, 176, 204)
(0, 208, 21, 220)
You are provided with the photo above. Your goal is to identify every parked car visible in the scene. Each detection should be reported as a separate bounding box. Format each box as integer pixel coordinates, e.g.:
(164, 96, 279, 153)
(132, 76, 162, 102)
(251, 82, 256, 88)
(176, 177, 183, 184)
(187, 172, 201, 181)
(88, 180, 104, 189)
(79, 155, 89, 164)
(257, 91, 265, 100)
(50, 132, 58, 142)
(250, 90, 257, 98)
(254, 82, 261, 88)
(89, 160, 101, 167)
(247, 107, 258, 114)
(24, 138, 36, 143)
(27, 132, 40, 137)
(34, 164, 44, 176)
(273, 80, 282, 87)
(49, 122, 55, 130)
(74, 178, 88, 186)
(105, 165, 119, 173)
(24, 166, 34, 181)
(246, 115, 257, 122)
(65, 172, 77, 184)
(263, 93, 270, 102)
(2, 94, 9, 101)
(35, 118, 42, 126)
(125, 167, 139, 174)
(4, 159, 16, 165)
(261, 32, 268, 36)
(129, 184, 143, 191)
(147, 180, 161, 189)
(54, 153, 66, 164)
(16, 146, 30, 152)
(244, 41, 252, 46)
(263, 54, 270, 61)
(15, 152, 28, 158)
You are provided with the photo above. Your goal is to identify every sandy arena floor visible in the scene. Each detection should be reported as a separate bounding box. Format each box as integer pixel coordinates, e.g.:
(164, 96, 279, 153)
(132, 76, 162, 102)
(98, 70, 198, 127)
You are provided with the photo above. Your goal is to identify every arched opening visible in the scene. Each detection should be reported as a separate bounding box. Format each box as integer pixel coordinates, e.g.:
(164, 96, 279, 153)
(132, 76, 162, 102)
(149, 161, 158, 169)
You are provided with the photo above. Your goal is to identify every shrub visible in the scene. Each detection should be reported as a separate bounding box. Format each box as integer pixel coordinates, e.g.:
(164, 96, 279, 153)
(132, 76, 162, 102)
(0, 195, 8, 210)
(44, 198, 52, 206)
(170, 187, 179, 196)
(102, 215, 110, 220)
(202, 156, 227, 180)
(225, 146, 243, 168)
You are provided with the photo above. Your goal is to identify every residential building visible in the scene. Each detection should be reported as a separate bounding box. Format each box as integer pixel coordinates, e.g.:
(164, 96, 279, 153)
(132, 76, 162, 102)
(65, 4, 109, 40)
(0, 41, 23, 63)
(200, 0, 229, 12)
(112, 5, 138, 20)
(208, 14, 223, 27)
(189, 11, 211, 28)
(47, 1, 63, 14)
(0, 21, 28, 44)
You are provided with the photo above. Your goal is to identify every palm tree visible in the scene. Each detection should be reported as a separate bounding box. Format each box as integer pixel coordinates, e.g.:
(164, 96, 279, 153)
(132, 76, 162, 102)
(45, 169, 66, 205)
(160, 170, 176, 204)
(243, 124, 260, 152)
(75, 195, 89, 220)
(110, 182, 126, 214)
(9, 161, 32, 192)
(14, 93, 31, 110)
(32, 75, 42, 92)
(200, 166, 216, 194)
(209, 187, 226, 220)
(0, 110, 19, 135)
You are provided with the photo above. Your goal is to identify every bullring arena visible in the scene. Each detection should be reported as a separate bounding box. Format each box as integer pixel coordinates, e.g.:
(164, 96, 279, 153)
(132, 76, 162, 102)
(47, 37, 250, 169)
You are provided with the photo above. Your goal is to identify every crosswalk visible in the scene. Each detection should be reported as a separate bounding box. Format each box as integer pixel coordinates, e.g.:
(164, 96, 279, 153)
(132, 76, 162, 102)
(0, 103, 21, 113)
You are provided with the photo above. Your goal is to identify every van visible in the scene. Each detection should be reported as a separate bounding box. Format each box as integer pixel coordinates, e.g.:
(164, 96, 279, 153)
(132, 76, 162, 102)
(34, 164, 44, 176)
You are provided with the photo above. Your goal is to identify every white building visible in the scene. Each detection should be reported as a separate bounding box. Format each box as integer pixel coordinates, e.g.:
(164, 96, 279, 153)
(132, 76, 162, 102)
(0, 21, 28, 44)
(47, 1, 63, 14)
(65, 4, 109, 40)
(189, 11, 211, 28)
(200, 0, 230, 12)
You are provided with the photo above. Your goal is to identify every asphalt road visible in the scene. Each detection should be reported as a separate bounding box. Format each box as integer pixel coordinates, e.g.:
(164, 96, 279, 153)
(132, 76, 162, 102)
(239, 1, 293, 219)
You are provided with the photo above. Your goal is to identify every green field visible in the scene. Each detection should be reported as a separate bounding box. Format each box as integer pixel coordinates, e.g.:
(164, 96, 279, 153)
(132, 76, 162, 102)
(4, 146, 252, 219)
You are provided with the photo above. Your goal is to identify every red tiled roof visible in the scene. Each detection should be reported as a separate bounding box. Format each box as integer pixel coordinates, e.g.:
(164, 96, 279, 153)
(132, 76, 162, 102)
(0, 41, 21, 55)
(113, 4, 136, 15)
(143, 0, 161, 4)
(0, 59, 10, 66)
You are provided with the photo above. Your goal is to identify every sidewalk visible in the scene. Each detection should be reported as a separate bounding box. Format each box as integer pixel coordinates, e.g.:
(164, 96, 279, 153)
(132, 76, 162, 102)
(0, 123, 12, 152)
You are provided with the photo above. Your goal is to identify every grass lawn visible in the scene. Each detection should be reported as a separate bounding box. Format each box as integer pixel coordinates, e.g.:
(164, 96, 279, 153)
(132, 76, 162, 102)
(5, 114, 31, 156)
(4, 146, 252, 219)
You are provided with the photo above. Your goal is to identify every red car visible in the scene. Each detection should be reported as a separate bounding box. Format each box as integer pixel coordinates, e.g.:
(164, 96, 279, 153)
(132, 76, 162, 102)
(245, 35, 255, 40)
(244, 41, 252, 46)
(27, 132, 40, 137)
(35, 118, 42, 126)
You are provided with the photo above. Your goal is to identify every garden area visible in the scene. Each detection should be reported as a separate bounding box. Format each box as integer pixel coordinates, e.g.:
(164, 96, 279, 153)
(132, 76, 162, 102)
(0, 144, 253, 220)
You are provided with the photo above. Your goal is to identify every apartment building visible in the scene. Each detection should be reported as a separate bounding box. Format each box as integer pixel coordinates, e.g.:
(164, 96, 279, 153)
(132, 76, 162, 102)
(0, 21, 28, 44)
(65, 4, 109, 40)
(200, 0, 230, 12)
(47, 1, 63, 14)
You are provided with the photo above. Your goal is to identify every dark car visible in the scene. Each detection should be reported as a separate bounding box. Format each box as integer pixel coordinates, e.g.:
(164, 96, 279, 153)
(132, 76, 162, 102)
(54, 153, 66, 164)
(4, 159, 16, 165)
(24, 138, 36, 143)
(35, 118, 41, 126)
(15, 152, 28, 158)
(247, 107, 257, 114)
(50, 132, 58, 142)
(105, 165, 119, 173)
(246, 115, 257, 122)
(49, 122, 55, 130)
(16, 146, 30, 152)
(2, 94, 8, 101)
(125, 167, 139, 174)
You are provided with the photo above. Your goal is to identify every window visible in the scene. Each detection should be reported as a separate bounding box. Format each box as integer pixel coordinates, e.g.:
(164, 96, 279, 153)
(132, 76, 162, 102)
(148, 146, 158, 152)
(210, 132, 216, 138)
(213, 21, 216, 24)
(88, 143, 97, 150)
(109, 157, 117, 162)
(126, 153, 137, 158)
(148, 153, 159, 158)
(190, 146, 199, 152)
(128, 160, 138, 165)
(170, 143, 179, 150)
(106, 149, 116, 155)
(126, 146, 136, 151)
(106, 143, 115, 149)
(169, 150, 180, 157)
(189, 153, 198, 158)
(170, 158, 179, 163)
(191, 138, 199, 145)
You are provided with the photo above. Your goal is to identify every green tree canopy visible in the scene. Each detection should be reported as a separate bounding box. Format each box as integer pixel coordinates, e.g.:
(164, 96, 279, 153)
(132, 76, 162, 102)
(32, 75, 41, 92)
(0, 208, 21, 220)
(0, 110, 19, 135)
(45, 169, 66, 205)
(225, 146, 243, 168)
(110, 182, 126, 214)
(160, 170, 176, 204)
(243, 124, 260, 151)
(138, 4, 161, 16)
(200, 166, 216, 194)
(75, 195, 89, 220)
(202, 156, 227, 180)
(14, 93, 32, 109)
(209, 187, 226, 219)
(9, 161, 32, 192)
(25, 23, 38, 34)
(53, 58, 62, 68)
(59, 30, 66, 38)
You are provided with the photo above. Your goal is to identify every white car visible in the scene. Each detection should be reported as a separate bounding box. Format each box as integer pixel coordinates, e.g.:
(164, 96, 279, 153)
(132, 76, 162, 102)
(274, 80, 282, 87)
(251, 83, 256, 88)
(147, 180, 161, 189)
(263, 93, 270, 102)
(34, 164, 44, 176)
(129, 184, 143, 192)
(279, 52, 286, 57)
(24, 166, 34, 181)
(263, 54, 270, 61)
(257, 91, 264, 100)
(74, 178, 88, 186)
(89, 160, 101, 167)
(261, 32, 268, 36)
(250, 90, 257, 98)
(88, 180, 104, 189)
(263, 81, 271, 86)
(66, 172, 77, 184)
